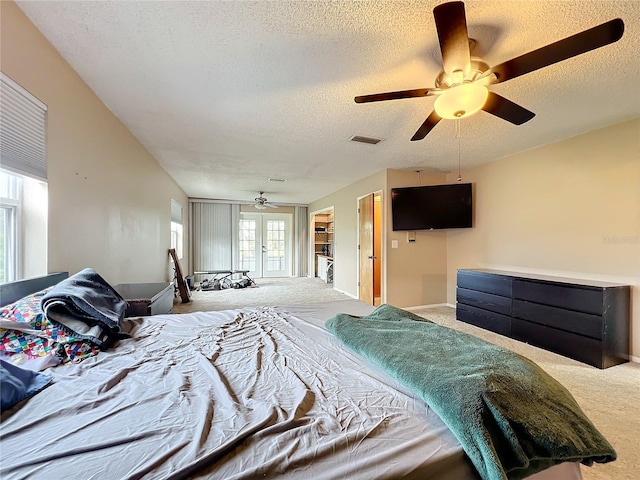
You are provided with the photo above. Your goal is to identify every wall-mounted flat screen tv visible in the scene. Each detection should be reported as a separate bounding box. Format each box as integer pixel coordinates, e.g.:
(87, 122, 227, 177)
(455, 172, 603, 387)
(391, 183, 473, 231)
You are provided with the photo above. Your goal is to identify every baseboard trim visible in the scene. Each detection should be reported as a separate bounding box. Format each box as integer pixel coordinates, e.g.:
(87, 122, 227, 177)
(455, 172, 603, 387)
(403, 303, 452, 311)
(333, 287, 358, 300)
(630, 354, 640, 364)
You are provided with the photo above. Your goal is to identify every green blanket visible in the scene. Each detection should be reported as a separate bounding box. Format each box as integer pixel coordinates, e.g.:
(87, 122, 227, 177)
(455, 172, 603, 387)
(325, 304, 616, 480)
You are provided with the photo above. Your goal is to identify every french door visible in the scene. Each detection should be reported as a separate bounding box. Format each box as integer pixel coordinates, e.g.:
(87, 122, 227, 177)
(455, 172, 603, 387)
(239, 213, 291, 278)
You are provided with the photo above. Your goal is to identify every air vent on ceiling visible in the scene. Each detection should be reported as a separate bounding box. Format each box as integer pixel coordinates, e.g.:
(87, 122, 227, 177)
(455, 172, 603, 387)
(350, 135, 382, 145)
(268, 177, 287, 182)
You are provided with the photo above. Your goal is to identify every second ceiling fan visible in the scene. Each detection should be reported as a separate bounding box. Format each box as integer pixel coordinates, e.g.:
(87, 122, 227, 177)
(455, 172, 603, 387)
(354, 1, 624, 141)
(254, 192, 278, 210)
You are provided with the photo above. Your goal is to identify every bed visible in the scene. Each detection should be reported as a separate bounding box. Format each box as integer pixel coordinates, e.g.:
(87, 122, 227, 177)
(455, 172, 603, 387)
(0, 272, 615, 480)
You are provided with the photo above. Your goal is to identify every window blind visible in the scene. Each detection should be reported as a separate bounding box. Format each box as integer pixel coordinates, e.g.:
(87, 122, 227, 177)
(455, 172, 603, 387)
(0, 73, 47, 181)
(192, 202, 236, 271)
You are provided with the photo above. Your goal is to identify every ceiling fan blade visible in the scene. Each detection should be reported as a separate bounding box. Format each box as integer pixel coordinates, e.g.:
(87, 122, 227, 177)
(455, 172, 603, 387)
(490, 18, 624, 84)
(355, 88, 437, 103)
(482, 92, 535, 125)
(433, 1, 471, 77)
(411, 111, 442, 141)
(265, 203, 278, 209)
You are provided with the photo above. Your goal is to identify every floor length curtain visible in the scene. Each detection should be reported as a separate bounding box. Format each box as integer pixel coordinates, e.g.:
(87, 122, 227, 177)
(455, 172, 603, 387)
(294, 206, 308, 277)
(192, 202, 237, 271)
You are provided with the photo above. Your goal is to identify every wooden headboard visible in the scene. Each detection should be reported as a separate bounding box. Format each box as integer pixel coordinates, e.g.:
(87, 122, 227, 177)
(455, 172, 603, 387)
(0, 272, 69, 306)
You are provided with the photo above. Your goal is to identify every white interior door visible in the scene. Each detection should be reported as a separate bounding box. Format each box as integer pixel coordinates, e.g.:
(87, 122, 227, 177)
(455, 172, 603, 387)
(239, 213, 291, 278)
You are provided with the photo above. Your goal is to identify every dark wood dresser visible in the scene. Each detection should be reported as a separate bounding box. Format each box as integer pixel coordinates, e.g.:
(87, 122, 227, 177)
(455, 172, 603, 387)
(456, 269, 630, 368)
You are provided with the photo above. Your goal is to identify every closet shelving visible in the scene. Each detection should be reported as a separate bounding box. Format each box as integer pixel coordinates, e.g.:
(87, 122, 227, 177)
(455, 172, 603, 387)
(314, 212, 333, 258)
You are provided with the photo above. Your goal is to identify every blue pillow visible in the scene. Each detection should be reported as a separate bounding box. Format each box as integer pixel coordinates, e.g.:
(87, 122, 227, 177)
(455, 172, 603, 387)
(0, 359, 52, 411)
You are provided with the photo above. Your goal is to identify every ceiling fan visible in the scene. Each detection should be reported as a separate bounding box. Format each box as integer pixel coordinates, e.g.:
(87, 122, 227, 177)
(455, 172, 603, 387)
(355, 1, 624, 141)
(254, 192, 278, 210)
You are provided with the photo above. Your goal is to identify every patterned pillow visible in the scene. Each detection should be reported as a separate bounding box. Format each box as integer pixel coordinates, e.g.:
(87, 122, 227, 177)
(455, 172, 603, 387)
(2, 288, 50, 355)
(1, 287, 50, 324)
(1, 289, 99, 364)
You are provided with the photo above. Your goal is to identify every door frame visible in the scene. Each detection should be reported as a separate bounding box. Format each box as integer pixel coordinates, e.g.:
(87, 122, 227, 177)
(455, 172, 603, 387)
(309, 206, 334, 278)
(239, 211, 293, 278)
(357, 190, 384, 305)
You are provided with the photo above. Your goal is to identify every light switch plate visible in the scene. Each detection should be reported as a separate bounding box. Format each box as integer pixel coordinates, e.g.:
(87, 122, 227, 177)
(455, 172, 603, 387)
(391, 240, 398, 249)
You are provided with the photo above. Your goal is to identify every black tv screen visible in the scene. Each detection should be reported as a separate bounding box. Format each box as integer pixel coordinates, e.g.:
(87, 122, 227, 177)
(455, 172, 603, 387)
(391, 183, 472, 231)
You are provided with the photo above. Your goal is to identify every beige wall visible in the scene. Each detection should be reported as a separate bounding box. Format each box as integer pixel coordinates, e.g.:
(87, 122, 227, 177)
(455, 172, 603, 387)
(308, 168, 450, 308)
(446, 118, 640, 358)
(1, 1, 189, 285)
(312, 119, 639, 358)
(309, 170, 386, 298)
(239, 205, 295, 214)
(386, 169, 449, 307)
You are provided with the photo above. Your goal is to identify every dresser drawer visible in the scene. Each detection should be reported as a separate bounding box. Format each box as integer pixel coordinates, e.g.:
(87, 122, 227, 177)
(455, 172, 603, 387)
(457, 288, 511, 316)
(456, 303, 511, 336)
(512, 299, 603, 340)
(457, 270, 512, 297)
(513, 279, 603, 315)
(512, 319, 604, 368)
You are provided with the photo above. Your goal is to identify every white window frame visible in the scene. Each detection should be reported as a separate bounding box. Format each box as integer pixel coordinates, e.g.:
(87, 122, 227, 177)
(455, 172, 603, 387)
(1, 73, 49, 282)
(0, 170, 22, 282)
(171, 199, 183, 259)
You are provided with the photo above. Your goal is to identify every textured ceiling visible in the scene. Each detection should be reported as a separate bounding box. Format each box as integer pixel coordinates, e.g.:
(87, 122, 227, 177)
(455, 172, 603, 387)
(16, 1, 640, 205)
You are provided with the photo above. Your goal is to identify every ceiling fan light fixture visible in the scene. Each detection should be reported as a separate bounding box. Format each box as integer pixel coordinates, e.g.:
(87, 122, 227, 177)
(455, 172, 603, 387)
(434, 82, 489, 120)
(254, 191, 278, 210)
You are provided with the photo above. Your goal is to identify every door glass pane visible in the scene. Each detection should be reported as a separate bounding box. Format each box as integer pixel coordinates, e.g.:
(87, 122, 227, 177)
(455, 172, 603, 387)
(266, 220, 285, 271)
(239, 219, 256, 271)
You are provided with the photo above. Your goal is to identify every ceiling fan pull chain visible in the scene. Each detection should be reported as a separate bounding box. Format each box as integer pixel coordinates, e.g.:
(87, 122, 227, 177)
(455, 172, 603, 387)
(456, 119, 462, 182)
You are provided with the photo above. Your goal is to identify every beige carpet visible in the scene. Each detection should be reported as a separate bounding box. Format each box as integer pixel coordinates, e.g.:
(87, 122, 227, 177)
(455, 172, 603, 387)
(172, 276, 351, 313)
(412, 306, 640, 480)
(173, 277, 639, 480)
